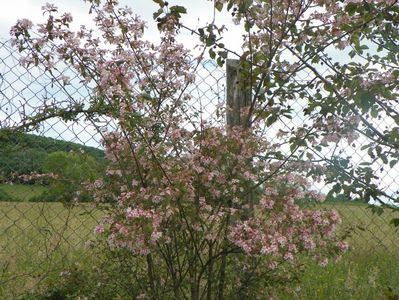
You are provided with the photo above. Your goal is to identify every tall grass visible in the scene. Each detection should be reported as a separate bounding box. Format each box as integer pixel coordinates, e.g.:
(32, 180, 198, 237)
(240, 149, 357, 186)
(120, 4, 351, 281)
(280, 250, 399, 299)
(276, 202, 399, 299)
(0, 191, 398, 298)
(0, 201, 102, 299)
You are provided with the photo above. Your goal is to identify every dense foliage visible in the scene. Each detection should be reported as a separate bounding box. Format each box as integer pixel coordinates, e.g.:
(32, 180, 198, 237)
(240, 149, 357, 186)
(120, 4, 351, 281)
(29, 151, 104, 203)
(0, 188, 14, 201)
(0, 130, 104, 181)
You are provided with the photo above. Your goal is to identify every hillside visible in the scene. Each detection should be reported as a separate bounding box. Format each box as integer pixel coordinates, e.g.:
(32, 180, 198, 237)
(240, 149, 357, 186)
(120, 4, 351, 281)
(0, 130, 104, 180)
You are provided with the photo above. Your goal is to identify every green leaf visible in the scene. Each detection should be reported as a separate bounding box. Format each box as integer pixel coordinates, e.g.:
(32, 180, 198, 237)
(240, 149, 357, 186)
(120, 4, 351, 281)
(238, 0, 251, 13)
(324, 83, 334, 93)
(266, 114, 278, 126)
(206, 36, 215, 47)
(215, 2, 223, 12)
(209, 48, 216, 59)
(368, 205, 384, 216)
(390, 218, 399, 227)
(244, 21, 252, 32)
(198, 28, 204, 37)
(356, 90, 375, 112)
(218, 51, 228, 59)
(345, 2, 358, 15)
(341, 23, 352, 32)
(153, 8, 163, 20)
(216, 57, 225, 67)
(390, 160, 398, 168)
(314, 92, 322, 100)
(152, 0, 165, 7)
(170, 5, 187, 14)
(360, 144, 371, 150)
(370, 107, 378, 118)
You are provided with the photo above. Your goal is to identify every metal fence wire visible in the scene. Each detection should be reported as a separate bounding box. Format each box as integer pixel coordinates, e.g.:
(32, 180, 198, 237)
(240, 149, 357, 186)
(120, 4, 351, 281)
(0, 37, 398, 296)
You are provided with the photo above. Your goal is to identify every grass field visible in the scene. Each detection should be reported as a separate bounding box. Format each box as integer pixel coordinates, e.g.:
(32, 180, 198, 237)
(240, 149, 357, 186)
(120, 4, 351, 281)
(0, 184, 47, 202)
(0, 201, 103, 299)
(277, 202, 399, 300)
(0, 186, 398, 299)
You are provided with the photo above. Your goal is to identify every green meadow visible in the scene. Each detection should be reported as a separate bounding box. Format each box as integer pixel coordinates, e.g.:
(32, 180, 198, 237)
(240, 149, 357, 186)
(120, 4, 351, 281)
(0, 184, 47, 202)
(0, 184, 103, 299)
(277, 202, 399, 300)
(0, 185, 398, 299)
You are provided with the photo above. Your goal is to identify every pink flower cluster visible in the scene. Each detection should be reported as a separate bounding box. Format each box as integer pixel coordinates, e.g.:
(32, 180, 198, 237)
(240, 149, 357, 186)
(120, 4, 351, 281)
(228, 185, 346, 266)
(87, 125, 348, 269)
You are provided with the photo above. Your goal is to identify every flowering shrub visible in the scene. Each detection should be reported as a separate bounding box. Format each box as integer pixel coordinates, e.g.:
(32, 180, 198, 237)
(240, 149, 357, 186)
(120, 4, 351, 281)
(7, 0, 362, 298)
(82, 125, 347, 298)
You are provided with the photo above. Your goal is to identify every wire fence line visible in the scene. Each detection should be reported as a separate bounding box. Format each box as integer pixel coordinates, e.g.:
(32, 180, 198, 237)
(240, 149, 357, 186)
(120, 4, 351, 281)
(0, 37, 399, 296)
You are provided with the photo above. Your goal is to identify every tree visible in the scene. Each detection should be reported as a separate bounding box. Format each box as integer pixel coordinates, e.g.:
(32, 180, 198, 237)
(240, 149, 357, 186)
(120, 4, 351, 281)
(39, 150, 103, 203)
(0, 130, 105, 182)
(11, 1, 399, 207)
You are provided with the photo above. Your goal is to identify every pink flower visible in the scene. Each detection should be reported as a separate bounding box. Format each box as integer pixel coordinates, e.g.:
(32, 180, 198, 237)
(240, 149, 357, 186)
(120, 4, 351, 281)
(42, 3, 58, 12)
(15, 19, 33, 30)
(260, 196, 274, 209)
(337, 241, 349, 252)
(319, 258, 328, 267)
(151, 231, 163, 243)
(94, 225, 105, 234)
(268, 261, 278, 270)
(284, 252, 294, 262)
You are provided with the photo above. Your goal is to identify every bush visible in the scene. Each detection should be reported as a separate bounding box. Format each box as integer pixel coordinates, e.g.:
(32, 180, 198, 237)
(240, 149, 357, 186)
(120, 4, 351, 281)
(40, 151, 103, 203)
(0, 188, 14, 201)
(19, 247, 148, 300)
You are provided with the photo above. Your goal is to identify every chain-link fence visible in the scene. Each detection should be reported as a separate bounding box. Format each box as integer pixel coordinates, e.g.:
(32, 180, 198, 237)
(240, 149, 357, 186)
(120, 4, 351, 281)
(1, 36, 399, 297)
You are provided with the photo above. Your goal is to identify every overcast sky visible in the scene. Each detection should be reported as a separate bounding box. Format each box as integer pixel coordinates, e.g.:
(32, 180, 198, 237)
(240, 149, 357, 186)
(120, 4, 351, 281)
(0, 0, 242, 55)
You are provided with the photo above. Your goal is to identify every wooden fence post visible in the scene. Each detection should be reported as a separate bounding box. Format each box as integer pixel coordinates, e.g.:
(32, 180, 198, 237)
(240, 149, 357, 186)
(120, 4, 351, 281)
(226, 59, 252, 128)
(226, 59, 254, 219)
(225, 59, 254, 298)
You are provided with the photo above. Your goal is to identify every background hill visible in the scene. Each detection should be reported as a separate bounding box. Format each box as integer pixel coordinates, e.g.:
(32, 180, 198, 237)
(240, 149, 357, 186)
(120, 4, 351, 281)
(0, 130, 104, 181)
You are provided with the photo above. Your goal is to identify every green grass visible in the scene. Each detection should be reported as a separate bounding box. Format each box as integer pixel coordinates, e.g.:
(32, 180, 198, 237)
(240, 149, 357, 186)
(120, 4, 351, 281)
(322, 202, 399, 251)
(276, 202, 399, 300)
(0, 201, 103, 299)
(0, 188, 398, 299)
(0, 184, 47, 202)
(280, 250, 399, 300)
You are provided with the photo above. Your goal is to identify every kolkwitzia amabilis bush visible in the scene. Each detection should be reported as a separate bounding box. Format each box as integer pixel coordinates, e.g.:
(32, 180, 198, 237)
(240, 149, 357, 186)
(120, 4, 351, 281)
(10, 0, 348, 298)
(87, 126, 347, 298)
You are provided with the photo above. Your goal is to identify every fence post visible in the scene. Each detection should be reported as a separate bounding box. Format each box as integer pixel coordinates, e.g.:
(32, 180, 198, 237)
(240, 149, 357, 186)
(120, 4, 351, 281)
(226, 59, 252, 128)
(225, 59, 254, 298)
(226, 59, 253, 220)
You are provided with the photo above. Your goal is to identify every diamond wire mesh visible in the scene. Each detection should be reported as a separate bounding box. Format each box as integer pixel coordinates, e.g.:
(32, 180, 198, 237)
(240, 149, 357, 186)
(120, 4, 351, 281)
(0, 38, 228, 296)
(0, 37, 399, 296)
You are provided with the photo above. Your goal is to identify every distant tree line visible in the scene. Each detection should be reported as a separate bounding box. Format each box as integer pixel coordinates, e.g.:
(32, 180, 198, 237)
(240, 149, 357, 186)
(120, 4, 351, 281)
(0, 130, 105, 203)
(0, 130, 104, 182)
